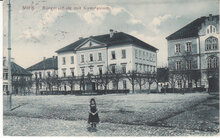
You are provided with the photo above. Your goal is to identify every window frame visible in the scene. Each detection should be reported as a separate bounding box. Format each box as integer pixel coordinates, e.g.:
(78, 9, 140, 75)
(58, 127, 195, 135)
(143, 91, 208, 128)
(175, 44, 181, 53)
(111, 51, 116, 60)
(70, 56, 74, 64)
(121, 49, 126, 59)
(62, 57, 66, 65)
(81, 54, 84, 63)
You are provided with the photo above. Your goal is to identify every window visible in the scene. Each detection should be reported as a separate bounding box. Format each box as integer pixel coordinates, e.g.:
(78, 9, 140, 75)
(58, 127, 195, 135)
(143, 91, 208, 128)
(123, 80, 127, 89)
(70, 68, 74, 77)
(185, 42, 192, 52)
(207, 57, 218, 69)
(207, 25, 216, 34)
(143, 52, 145, 60)
(99, 66, 102, 75)
(62, 57, 66, 65)
(136, 63, 138, 71)
(122, 49, 126, 59)
(213, 57, 218, 68)
(89, 54, 93, 61)
(177, 80, 182, 88)
(207, 58, 212, 69)
(135, 50, 138, 59)
(81, 55, 84, 63)
(111, 65, 116, 73)
(153, 66, 156, 72)
(81, 68, 85, 75)
(205, 37, 218, 50)
(139, 50, 142, 59)
(71, 56, 74, 64)
(3, 60, 6, 66)
(143, 65, 146, 72)
(146, 65, 149, 72)
(3, 85, 8, 92)
(111, 51, 116, 59)
(98, 53, 102, 61)
(139, 64, 142, 72)
(62, 69, 66, 77)
(89, 67, 93, 74)
(121, 64, 126, 73)
(176, 61, 182, 70)
(146, 52, 148, 61)
(3, 73, 8, 80)
(186, 60, 192, 70)
(175, 44, 181, 53)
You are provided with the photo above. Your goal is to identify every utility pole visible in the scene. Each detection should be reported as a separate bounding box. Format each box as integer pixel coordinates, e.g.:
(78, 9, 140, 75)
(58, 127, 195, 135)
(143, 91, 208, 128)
(7, 0, 12, 110)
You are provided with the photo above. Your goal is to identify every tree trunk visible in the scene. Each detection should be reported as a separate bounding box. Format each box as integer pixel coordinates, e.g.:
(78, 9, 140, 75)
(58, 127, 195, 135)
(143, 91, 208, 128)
(139, 84, 142, 92)
(104, 84, 107, 94)
(132, 78, 134, 93)
(148, 83, 151, 94)
(116, 81, 119, 93)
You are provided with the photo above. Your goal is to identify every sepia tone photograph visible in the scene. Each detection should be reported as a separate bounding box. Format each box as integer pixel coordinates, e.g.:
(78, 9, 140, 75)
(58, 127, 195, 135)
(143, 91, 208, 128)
(2, 0, 220, 136)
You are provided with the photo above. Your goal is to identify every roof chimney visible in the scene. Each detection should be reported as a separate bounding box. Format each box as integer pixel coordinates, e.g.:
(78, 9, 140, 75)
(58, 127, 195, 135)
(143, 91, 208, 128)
(109, 29, 114, 38)
(43, 57, 46, 60)
(79, 37, 83, 40)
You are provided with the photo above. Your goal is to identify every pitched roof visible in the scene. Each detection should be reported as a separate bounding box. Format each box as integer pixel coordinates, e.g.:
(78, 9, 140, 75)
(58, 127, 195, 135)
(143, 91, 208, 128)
(56, 32, 158, 53)
(166, 15, 219, 40)
(26, 57, 58, 71)
(11, 62, 32, 76)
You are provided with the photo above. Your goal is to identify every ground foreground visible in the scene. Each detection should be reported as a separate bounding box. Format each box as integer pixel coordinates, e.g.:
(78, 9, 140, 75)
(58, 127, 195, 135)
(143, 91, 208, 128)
(3, 93, 219, 136)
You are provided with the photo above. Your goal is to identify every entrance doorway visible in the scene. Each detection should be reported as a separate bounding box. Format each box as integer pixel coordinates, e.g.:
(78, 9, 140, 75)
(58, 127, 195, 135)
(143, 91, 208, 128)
(208, 77, 219, 92)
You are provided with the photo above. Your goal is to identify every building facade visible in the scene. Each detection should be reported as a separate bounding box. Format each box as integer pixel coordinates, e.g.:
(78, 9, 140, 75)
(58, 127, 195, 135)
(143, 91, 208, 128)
(56, 30, 158, 91)
(166, 14, 219, 91)
(3, 57, 32, 95)
(26, 56, 58, 93)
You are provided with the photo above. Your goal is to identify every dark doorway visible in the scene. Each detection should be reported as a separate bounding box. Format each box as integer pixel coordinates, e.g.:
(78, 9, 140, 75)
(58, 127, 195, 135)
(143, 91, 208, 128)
(92, 82, 96, 91)
(208, 77, 219, 92)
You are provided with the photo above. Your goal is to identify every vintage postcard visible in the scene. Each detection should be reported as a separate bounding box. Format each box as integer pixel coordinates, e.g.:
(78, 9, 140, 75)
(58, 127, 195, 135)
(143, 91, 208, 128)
(2, 0, 220, 136)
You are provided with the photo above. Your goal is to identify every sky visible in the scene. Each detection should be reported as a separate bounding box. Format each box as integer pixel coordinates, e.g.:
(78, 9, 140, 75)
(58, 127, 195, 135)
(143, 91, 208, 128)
(3, 0, 219, 68)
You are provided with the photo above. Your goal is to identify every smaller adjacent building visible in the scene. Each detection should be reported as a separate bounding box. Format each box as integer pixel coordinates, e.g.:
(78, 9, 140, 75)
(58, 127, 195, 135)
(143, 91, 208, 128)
(3, 57, 32, 95)
(26, 56, 58, 93)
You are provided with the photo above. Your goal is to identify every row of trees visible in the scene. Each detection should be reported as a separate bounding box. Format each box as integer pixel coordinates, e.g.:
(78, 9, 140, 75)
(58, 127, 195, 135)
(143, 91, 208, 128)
(12, 76, 33, 95)
(33, 70, 158, 95)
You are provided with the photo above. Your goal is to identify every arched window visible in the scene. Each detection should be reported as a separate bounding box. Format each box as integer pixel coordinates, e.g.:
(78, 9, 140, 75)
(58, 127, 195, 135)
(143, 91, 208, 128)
(205, 36, 218, 50)
(207, 56, 218, 69)
(207, 57, 212, 69)
(206, 25, 216, 34)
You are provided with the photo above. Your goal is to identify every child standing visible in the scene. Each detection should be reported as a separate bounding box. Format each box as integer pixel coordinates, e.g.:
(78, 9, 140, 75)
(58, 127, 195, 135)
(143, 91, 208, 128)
(88, 98, 100, 128)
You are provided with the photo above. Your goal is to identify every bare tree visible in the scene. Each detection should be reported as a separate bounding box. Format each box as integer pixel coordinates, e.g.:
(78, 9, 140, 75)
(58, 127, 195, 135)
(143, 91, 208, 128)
(125, 70, 137, 93)
(134, 72, 148, 92)
(146, 73, 157, 93)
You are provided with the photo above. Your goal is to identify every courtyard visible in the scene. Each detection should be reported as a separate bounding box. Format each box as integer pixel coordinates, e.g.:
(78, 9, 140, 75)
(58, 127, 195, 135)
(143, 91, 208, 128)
(3, 92, 219, 136)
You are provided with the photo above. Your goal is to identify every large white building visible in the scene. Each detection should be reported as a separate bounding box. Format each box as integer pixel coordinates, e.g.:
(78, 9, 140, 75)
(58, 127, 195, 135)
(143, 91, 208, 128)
(56, 30, 158, 91)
